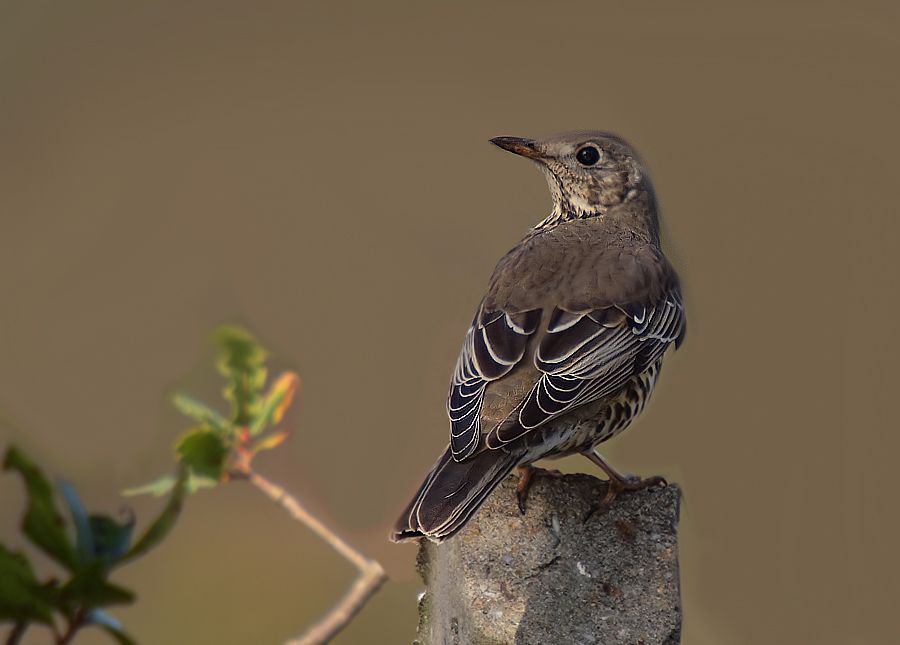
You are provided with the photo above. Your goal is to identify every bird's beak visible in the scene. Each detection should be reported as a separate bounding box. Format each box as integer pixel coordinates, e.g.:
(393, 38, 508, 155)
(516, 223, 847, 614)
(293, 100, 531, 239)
(489, 136, 541, 160)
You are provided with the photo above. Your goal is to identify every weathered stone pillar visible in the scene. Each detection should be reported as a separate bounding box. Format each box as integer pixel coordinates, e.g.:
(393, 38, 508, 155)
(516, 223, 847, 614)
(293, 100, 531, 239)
(415, 473, 681, 645)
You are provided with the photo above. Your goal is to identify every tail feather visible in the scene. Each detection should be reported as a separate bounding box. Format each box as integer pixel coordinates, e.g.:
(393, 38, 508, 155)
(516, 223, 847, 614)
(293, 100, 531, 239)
(391, 445, 522, 543)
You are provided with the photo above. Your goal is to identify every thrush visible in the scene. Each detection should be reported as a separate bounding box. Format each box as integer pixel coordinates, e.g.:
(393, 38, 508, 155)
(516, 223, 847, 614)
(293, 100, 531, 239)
(391, 131, 686, 543)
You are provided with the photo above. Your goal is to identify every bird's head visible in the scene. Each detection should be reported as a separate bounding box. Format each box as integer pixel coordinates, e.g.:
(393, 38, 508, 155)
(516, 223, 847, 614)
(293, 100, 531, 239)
(490, 130, 652, 226)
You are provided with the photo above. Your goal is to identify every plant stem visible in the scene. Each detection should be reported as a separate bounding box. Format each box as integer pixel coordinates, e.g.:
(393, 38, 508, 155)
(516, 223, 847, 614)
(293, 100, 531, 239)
(242, 469, 387, 645)
(57, 609, 85, 645)
(5, 622, 27, 645)
(287, 562, 386, 645)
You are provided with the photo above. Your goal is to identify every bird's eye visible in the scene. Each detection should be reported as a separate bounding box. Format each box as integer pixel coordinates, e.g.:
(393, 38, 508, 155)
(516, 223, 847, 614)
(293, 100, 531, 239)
(575, 145, 601, 167)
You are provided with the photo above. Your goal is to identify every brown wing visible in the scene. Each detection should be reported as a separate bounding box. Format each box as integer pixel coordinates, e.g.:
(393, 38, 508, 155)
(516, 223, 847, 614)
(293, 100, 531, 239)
(486, 291, 685, 447)
(447, 217, 685, 460)
(447, 307, 541, 459)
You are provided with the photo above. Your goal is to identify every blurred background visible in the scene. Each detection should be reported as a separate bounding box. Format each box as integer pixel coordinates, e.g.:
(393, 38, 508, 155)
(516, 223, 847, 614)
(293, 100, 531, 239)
(1, 1, 898, 643)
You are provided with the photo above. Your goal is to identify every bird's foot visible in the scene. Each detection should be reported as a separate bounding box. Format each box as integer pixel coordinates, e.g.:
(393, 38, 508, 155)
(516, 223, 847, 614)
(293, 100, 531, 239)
(579, 449, 667, 521)
(515, 465, 564, 515)
(582, 473, 667, 522)
(614, 472, 668, 492)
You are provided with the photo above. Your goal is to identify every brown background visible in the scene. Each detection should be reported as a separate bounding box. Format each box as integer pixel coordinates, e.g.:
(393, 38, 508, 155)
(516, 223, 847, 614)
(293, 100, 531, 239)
(2, 1, 898, 643)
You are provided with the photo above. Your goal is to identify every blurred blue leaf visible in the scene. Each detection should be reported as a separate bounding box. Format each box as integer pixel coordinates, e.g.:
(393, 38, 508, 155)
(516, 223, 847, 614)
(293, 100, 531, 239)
(88, 513, 134, 563)
(87, 608, 136, 644)
(60, 481, 94, 563)
(87, 608, 123, 630)
(61, 482, 135, 565)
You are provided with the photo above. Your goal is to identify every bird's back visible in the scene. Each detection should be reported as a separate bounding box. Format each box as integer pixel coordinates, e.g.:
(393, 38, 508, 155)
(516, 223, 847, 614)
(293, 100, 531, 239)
(477, 204, 680, 435)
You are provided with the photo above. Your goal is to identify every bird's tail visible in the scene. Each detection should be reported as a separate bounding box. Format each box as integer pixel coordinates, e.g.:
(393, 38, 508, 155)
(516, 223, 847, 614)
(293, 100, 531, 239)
(390, 445, 522, 543)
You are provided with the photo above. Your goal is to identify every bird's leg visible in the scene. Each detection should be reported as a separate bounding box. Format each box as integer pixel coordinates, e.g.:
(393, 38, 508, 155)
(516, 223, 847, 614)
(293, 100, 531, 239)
(581, 449, 666, 520)
(515, 464, 564, 515)
(582, 448, 667, 490)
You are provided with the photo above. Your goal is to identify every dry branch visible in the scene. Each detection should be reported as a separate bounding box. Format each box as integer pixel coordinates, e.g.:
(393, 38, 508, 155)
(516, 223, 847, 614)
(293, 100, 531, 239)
(238, 468, 387, 645)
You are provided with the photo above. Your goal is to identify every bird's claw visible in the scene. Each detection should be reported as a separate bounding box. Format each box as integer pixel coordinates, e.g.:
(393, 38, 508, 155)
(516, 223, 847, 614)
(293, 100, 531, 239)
(515, 465, 565, 515)
(582, 474, 667, 523)
(619, 474, 667, 491)
(516, 490, 528, 515)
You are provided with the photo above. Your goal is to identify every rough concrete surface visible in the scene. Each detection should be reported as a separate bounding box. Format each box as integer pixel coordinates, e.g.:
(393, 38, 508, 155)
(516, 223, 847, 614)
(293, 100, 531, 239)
(415, 473, 681, 645)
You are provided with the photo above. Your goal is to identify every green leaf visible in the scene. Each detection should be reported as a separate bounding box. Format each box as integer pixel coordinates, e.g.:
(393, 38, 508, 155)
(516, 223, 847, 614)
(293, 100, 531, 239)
(121, 474, 177, 498)
(186, 472, 218, 493)
(175, 427, 229, 481)
(87, 609, 136, 645)
(252, 430, 289, 453)
(0, 544, 56, 624)
(213, 326, 268, 426)
(120, 467, 187, 564)
(248, 371, 299, 436)
(3, 446, 78, 571)
(171, 393, 230, 434)
(61, 561, 135, 609)
(122, 469, 218, 498)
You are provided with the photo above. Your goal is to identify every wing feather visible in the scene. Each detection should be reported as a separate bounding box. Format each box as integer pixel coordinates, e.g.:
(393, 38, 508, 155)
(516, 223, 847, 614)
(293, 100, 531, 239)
(484, 290, 685, 448)
(448, 306, 541, 459)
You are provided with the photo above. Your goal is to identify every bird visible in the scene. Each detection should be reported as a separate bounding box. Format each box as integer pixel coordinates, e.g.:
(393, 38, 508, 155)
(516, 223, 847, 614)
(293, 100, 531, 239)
(391, 131, 686, 543)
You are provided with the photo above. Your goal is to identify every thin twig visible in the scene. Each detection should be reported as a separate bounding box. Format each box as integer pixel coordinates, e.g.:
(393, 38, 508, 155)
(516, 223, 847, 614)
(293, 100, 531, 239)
(5, 621, 27, 645)
(241, 468, 387, 645)
(56, 609, 85, 645)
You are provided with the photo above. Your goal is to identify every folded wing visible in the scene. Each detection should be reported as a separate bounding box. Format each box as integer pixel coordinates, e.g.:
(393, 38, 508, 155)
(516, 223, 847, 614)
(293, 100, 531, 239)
(486, 291, 686, 447)
(447, 307, 541, 459)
